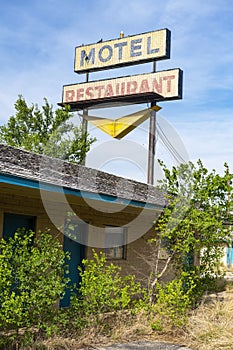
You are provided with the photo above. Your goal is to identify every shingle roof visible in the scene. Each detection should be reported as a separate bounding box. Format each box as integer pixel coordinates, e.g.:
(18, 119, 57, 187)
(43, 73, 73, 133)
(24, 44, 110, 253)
(0, 144, 165, 208)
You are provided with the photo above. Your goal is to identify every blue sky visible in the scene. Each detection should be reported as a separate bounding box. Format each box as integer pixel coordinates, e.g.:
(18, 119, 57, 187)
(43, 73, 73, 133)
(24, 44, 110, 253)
(0, 0, 233, 181)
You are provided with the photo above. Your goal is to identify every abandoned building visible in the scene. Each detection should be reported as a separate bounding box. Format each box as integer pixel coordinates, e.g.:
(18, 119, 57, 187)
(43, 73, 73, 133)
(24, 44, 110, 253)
(0, 144, 167, 305)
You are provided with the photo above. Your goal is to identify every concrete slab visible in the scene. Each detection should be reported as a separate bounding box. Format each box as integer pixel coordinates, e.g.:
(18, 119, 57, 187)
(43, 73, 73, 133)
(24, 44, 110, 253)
(89, 340, 193, 349)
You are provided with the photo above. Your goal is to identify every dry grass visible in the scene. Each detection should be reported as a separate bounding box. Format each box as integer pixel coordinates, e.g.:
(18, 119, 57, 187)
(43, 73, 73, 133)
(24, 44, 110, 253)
(35, 310, 187, 350)
(32, 312, 150, 350)
(7, 290, 233, 349)
(185, 291, 233, 350)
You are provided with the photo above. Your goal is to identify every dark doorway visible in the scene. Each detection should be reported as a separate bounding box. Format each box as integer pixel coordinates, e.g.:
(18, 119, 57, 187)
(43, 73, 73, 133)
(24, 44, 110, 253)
(60, 221, 87, 307)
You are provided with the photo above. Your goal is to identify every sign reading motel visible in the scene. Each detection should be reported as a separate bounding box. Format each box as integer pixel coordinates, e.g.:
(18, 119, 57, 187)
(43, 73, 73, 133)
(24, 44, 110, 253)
(62, 68, 183, 110)
(75, 29, 171, 74)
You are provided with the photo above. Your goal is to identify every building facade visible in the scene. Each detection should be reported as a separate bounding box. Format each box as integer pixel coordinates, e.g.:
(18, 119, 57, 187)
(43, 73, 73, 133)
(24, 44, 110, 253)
(0, 144, 167, 305)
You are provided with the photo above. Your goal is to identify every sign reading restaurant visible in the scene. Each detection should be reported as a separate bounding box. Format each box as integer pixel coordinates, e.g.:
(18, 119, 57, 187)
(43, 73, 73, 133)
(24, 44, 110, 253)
(75, 29, 171, 73)
(63, 69, 182, 109)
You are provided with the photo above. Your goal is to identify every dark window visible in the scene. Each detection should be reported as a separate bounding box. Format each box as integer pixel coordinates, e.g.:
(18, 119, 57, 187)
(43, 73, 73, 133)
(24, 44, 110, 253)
(104, 226, 127, 260)
(3, 213, 36, 239)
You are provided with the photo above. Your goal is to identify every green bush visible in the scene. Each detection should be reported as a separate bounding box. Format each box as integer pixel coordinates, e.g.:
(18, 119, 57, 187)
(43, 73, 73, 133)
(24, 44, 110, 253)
(0, 229, 69, 344)
(70, 251, 143, 326)
(150, 276, 194, 329)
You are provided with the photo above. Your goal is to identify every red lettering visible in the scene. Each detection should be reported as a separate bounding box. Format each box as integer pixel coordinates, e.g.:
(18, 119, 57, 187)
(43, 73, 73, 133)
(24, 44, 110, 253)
(86, 87, 94, 98)
(104, 84, 114, 97)
(95, 85, 105, 98)
(139, 79, 149, 94)
(127, 81, 137, 94)
(65, 90, 75, 102)
(163, 75, 175, 92)
(121, 82, 126, 95)
(152, 77, 162, 94)
(116, 83, 120, 95)
(76, 88, 84, 100)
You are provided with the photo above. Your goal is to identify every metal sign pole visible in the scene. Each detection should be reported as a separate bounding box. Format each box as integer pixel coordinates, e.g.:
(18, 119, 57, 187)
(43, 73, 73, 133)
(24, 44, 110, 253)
(147, 61, 157, 185)
(81, 72, 89, 165)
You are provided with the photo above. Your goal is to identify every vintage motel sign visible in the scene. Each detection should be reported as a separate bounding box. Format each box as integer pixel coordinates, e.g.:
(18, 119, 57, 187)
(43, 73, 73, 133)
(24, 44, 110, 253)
(60, 28, 183, 184)
(75, 29, 171, 73)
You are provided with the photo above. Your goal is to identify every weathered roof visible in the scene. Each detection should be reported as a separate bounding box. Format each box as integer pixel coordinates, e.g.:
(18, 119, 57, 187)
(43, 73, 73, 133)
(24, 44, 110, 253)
(0, 144, 165, 208)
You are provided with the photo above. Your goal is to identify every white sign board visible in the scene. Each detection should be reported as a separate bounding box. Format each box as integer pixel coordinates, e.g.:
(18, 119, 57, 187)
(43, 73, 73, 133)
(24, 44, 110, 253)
(75, 29, 171, 73)
(62, 69, 182, 109)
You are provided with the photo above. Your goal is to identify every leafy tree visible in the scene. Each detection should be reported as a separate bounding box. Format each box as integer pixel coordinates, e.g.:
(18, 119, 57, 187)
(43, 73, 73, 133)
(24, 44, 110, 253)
(0, 95, 96, 163)
(148, 160, 233, 303)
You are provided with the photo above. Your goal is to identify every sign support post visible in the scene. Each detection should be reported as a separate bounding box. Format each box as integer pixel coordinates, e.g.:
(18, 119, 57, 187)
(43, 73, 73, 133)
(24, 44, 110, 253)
(81, 72, 89, 165)
(147, 61, 157, 185)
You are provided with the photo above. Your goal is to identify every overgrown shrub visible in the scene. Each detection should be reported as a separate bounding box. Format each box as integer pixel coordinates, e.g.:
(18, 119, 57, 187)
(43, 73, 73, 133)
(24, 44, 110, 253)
(70, 251, 143, 327)
(148, 275, 194, 331)
(0, 229, 69, 345)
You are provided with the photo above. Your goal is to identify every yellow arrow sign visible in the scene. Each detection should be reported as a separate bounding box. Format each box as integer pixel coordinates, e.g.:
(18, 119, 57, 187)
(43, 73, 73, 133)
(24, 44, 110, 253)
(80, 106, 161, 139)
